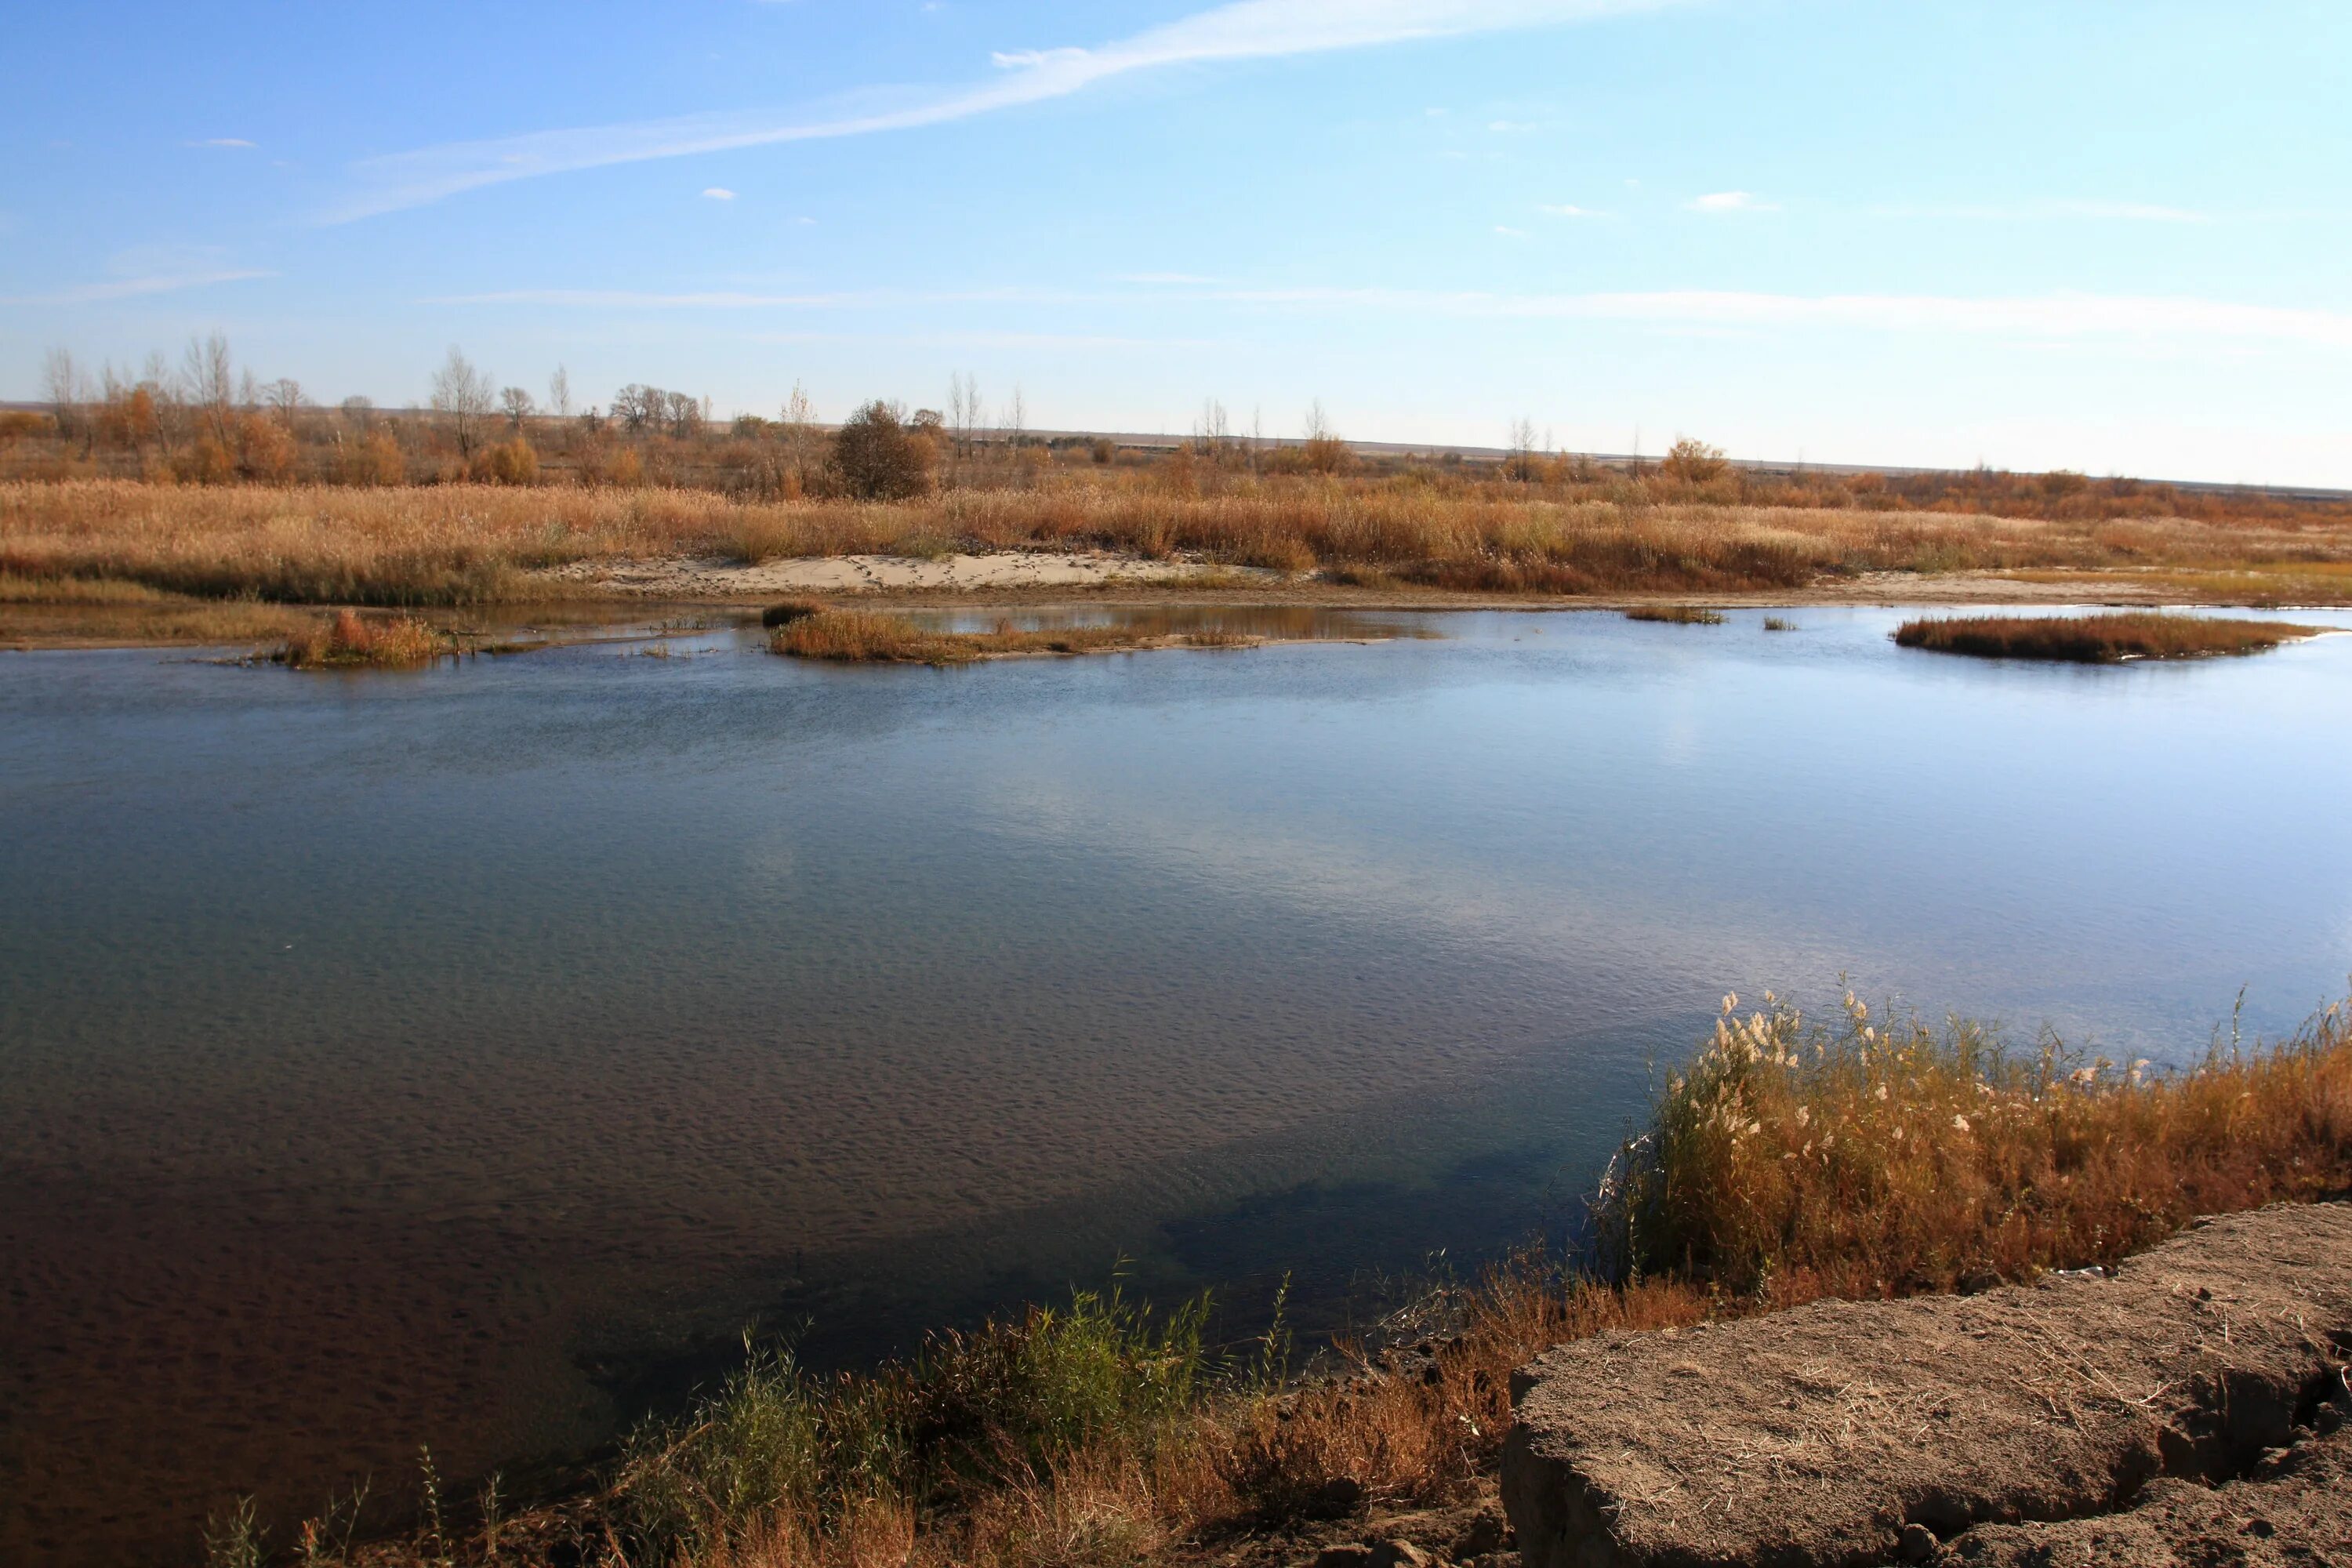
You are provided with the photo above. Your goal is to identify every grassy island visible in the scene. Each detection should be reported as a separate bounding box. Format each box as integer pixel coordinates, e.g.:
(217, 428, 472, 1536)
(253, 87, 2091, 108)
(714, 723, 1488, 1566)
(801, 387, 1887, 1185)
(1893, 611, 2326, 662)
(770, 607, 1255, 665)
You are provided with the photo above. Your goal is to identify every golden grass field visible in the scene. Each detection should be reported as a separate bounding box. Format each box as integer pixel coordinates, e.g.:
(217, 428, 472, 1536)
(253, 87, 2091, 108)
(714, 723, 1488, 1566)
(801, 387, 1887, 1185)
(7, 469, 2352, 648)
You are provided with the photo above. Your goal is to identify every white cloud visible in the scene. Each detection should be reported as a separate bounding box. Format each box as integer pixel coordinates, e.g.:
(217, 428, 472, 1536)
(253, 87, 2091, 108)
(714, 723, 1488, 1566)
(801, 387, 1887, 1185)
(1494, 224, 1526, 236)
(1538, 203, 1605, 217)
(702, 187, 737, 199)
(324, 0, 1686, 221)
(1688, 190, 1776, 212)
(1120, 271, 1218, 284)
(2, 270, 274, 306)
(191, 137, 256, 149)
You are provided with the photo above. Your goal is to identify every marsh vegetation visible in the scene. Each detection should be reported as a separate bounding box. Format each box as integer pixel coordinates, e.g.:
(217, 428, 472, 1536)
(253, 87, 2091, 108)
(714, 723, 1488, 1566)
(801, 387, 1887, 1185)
(769, 608, 1257, 665)
(1893, 611, 2325, 662)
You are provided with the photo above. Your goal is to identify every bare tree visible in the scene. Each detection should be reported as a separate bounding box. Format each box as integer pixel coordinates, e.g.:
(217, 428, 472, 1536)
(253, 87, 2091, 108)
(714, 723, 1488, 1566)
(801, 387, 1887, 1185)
(264, 379, 306, 433)
(1250, 405, 1264, 476)
(780, 380, 818, 492)
(1003, 383, 1027, 446)
(1192, 398, 1231, 460)
(612, 384, 659, 434)
(42, 347, 82, 435)
(1302, 401, 1348, 475)
(499, 387, 536, 430)
(547, 365, 572, 420)
(946, 372, 984, 459)
(181, 333, 236, 446)
(430, 347, 495, 456)
(341, 395, 376, 434)
(1504, 416, 1539, 481)
(662, 390, 703, 439)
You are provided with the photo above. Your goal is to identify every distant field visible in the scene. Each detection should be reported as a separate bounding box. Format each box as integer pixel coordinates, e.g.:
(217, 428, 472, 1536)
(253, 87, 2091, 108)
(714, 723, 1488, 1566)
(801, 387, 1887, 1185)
(8, 470, 2352, 622)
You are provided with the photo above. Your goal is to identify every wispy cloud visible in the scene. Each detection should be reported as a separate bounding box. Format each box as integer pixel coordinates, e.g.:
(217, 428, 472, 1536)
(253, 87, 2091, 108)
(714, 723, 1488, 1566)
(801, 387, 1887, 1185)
(1537, 203, 1606, 217)
(415, 277, 2352, 349)
(1875, 199, 2209, 223)
(1119, 271, 1218, 285)
(190, 137, 256, 149)
(1687, 190, 1777, 212)
(702, 187, 737, 200)
(1, 269, 274, 306)
(325, 0, 1683, 221)
(1493, 224, 1527, 236)
(1196, 285, 2352, 347)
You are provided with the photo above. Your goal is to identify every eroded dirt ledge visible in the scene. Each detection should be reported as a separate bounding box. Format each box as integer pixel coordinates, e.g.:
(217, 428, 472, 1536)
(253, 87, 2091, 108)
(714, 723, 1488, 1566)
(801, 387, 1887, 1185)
(1500, 1203, 2352, 1567)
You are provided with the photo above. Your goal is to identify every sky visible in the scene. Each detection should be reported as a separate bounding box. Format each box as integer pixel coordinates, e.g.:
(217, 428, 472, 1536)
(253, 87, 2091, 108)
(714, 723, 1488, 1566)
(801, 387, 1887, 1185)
(3, 0, 2348, 485)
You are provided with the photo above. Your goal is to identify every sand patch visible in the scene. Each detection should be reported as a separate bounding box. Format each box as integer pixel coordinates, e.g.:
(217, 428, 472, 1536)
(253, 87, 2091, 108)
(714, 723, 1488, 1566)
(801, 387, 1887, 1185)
(535, 550, 1266, 598)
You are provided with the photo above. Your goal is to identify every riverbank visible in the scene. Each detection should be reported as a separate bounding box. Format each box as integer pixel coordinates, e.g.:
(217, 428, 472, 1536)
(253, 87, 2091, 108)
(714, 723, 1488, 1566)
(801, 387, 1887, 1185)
(200, 993, 2352, 1568)
(9, 474, 2352, 653)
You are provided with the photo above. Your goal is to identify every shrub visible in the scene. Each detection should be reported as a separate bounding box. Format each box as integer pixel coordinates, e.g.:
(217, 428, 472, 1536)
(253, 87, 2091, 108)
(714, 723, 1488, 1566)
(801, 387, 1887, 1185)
(234, 412, 297, 484)
(173, 437, 238, 486)
(1624, 604, 1726, 625)
(470, 437, 538, 486)
(333, 430, 407, 487)
(0, 410, 53, 441)
(1661, 437, 1727, 485)
(274, 609, 446, 669)
(832, 401, 936, 500)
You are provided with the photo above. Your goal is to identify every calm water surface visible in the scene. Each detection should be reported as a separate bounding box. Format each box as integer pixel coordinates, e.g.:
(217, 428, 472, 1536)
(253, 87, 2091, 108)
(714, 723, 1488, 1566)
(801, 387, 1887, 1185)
(5, 605, 2350, 1563)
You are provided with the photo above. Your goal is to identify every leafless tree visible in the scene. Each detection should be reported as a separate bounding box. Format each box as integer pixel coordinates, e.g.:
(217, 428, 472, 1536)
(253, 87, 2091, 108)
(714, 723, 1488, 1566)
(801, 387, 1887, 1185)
(181, 333, 236, 446)
(1250, 405, 1264, 475)
(547, 365, 572, 420)
(341, 395, 376, 434)
(780, 381, 818, 492)
(946, 372, 984, 458)
(1504, 416, 1539, 481)
(662, 390, 702, 439)
(264, 378, 306, 433)
(42, 347, 91, 440)
(430, 345, 495, 456)
(1003, 383, 1027, 446)
(1192, 398, 1232, 460)
(499, 387, 536, 430)
(612, 385, 659, 434)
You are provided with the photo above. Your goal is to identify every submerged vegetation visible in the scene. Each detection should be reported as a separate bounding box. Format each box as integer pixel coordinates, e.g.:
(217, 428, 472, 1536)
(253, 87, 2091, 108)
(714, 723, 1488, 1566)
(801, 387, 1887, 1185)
(230, 992, 2352, 1568)
(1893, 611, 2326, 662)
(771, 608, 1256, 665)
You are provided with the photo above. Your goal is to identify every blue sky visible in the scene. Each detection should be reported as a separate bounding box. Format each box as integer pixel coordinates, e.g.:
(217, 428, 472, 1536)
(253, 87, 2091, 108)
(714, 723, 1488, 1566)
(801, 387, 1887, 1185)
(5, 0, 2348, 484)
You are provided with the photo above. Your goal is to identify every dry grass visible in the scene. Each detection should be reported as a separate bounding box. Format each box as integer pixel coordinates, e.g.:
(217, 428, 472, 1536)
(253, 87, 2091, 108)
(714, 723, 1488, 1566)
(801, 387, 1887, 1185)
(771, 610, 1252, 665)
(256, 991, 2352, 1568)
(1893, 611, 2326, 662)
(13, 474, 2352, 612)
(1595, 991, 2352, 1299)
(274, 609, 448, 670)
(1623, 604, 1726, 625)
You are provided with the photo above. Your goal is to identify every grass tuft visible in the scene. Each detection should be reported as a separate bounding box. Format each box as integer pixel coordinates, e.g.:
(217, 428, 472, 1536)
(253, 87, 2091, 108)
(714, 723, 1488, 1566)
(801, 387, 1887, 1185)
(1624, 604, 1727, 625)
(1592, 990, 2352, 1299)
(275, 609, 448, 670)
(1892, 611, 2325, 662)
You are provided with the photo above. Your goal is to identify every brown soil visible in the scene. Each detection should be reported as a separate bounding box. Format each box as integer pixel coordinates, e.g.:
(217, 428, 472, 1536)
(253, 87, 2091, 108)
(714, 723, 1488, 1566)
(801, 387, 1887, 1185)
(1501, 1203, 2352, 1568)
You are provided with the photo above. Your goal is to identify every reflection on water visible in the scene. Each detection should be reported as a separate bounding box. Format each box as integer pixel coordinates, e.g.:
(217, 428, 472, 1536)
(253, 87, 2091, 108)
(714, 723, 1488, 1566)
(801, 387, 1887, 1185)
(3, 605, 2350, 1564)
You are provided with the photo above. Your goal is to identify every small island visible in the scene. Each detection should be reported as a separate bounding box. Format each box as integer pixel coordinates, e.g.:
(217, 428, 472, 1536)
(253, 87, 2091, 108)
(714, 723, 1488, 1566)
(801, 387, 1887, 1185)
(1893, 611, 2325, 662)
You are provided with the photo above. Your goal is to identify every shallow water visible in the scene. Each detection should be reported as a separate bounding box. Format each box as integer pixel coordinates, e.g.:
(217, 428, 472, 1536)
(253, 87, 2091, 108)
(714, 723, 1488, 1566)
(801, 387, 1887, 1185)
(4, 605, 2350, 1563)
